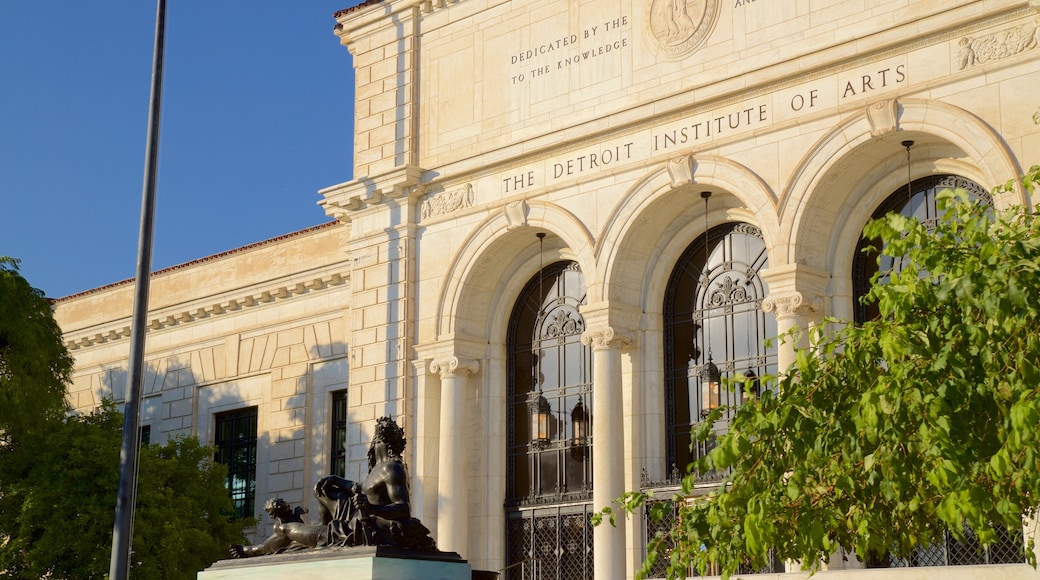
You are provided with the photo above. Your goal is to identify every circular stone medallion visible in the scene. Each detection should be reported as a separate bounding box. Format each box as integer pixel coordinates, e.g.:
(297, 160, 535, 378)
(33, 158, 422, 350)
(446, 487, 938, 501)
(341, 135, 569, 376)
(644, 0, 720, 60)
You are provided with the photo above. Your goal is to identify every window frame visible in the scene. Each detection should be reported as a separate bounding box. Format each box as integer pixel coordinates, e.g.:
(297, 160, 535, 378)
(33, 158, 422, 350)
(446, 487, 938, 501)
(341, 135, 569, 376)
(662, 222, 777, 477)
(214, 406, 258, 520)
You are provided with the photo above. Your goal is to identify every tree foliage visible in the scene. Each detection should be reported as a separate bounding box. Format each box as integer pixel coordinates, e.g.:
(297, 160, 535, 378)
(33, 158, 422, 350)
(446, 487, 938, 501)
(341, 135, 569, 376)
(0, 402, 249, 579)
(0, 257, 72, 443)
(0, 260, 247, 578)
(604, 188, 1040, 579)
(133, 431, 251, 578)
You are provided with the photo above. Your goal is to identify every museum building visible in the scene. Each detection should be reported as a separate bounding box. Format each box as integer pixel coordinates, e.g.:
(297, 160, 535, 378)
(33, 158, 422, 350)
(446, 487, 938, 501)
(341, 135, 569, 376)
(54, 1, 1040, 578)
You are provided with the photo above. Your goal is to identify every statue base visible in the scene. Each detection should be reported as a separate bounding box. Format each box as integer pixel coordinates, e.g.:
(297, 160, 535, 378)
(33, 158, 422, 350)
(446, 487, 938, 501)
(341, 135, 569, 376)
(198, 546, 472, 580)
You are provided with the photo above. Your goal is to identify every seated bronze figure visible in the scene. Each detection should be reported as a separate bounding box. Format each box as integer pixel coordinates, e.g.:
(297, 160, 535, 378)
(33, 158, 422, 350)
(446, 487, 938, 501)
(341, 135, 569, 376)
(230, 416, 436, 558)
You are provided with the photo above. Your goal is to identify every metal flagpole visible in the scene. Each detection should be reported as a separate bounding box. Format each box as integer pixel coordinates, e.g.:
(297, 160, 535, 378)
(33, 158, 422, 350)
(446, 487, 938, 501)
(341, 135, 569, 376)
(109, 0, 166, 577)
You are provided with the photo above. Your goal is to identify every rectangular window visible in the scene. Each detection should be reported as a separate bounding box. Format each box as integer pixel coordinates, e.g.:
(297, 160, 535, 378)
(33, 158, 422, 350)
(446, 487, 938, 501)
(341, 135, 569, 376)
(331, 390, 348, 477)
(215, 407, 258, 519)
(139, 424, 151, 446)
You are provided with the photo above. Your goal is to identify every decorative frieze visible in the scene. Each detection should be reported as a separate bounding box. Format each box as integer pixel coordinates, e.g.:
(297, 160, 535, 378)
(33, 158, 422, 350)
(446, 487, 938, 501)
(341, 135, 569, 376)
(957, 20, 1039, 69)
(65, 272, 349, 350)
(420, 183, 475, 221)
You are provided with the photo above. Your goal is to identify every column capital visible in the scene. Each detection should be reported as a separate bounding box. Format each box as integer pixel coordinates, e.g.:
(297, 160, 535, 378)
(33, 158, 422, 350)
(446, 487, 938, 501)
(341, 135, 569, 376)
(581, 327, 636, 350)
(760, 263, 830, 320)
(761, 291, 824, 319)
(429, 356, 480, 378)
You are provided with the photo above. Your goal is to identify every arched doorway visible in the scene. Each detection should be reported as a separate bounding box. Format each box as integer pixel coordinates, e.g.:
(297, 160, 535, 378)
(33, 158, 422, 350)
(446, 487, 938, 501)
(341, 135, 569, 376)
(505, 261, 594, 580)
(851, 175, 992, 323)
(663, 222, 777, 475)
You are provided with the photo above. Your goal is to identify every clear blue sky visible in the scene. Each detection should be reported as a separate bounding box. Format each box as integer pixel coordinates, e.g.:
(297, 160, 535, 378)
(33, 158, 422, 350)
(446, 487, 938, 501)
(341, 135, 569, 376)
(1, 1, 362, 299)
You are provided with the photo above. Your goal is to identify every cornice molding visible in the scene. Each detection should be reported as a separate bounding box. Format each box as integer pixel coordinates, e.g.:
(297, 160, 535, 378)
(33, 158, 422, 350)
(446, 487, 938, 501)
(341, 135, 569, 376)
(319, 165, 425, 224)
(64, 271, 349, 351)
(418, 0, 464, 15)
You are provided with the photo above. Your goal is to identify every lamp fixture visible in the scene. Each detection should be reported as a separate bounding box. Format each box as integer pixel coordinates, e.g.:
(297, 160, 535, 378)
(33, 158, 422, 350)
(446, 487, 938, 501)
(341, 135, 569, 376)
(536, 232, 546, 299)
(530, 232, 551, 448)
(571, 398, 588, 447)
(901, 140, 914, 211)
(743, 367, 760, 401)
(699, 191, 721, 417)
(700, 357, 721, 417)
(528, 389, 552, 447)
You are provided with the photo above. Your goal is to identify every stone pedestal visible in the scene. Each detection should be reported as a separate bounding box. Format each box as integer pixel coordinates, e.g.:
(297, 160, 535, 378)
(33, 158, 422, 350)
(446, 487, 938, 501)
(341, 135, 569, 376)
(198, 547, 472, 580)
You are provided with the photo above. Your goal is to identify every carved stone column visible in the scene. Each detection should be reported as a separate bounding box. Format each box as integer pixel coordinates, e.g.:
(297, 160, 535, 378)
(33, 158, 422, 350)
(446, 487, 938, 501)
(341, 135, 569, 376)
(760, 264, 830, 375)
(581, 327, 634, 580)
(430, 356, 480, 557)
(762, 292, 824, 372)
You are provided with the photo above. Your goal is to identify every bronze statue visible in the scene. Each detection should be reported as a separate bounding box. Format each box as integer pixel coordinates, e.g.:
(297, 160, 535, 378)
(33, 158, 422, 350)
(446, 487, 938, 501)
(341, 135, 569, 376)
(230, 416, 436, 558)
(313, 415, 436, 550)
(230, 498, 325, 557)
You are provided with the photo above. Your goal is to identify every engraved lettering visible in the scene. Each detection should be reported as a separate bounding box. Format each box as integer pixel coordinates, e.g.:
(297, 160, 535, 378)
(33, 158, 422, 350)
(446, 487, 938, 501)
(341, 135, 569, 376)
(841, 65, 907, 99)
(790, 90, 819, 111)
(551, 143, 634, 180)
(652, 103, 770, 151)
(503, 171, 536, 193)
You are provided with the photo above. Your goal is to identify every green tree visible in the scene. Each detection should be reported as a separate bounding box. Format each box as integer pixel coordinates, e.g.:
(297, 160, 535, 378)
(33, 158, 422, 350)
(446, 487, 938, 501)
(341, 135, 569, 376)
(133, 433, 251, 578)
(0, 257, 72, 442)
(0, 402, 248, 578)
(0, 260, 247, 578)
(0, 256, 77, 576)
(603, 187, 1040, 579)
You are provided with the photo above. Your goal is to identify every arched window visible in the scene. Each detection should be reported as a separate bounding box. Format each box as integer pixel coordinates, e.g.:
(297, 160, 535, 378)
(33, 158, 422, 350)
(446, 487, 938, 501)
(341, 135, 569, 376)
(505, 260, 593, 580)
(852, 175, 992, 323)
(850, 175, 1025, 567)
(663, 223, 777, 474)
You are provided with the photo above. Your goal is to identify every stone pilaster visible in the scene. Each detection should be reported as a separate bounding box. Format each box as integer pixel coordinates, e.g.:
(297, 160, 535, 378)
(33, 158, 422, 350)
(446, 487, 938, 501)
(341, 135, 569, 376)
(319, 168, 424, 480)
(334, 3, 421, 178)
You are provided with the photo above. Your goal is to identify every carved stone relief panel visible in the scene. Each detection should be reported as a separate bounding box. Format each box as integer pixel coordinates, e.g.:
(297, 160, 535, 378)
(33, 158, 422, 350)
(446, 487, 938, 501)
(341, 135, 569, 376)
(421, 183, 475, 221)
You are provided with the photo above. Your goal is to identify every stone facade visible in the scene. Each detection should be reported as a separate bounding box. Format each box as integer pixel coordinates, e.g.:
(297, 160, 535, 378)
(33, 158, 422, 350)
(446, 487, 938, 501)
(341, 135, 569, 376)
(54, 1, 1040, 578)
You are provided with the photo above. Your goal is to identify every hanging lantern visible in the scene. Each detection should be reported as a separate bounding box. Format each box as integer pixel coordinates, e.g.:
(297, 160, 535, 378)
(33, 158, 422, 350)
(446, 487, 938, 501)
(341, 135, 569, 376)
(698, 191, 721, 419)
(571, 399, 588, 447)
(700, 356, 721, 417)
(528, 389, 551, 447)
(743, 368, 761, 401)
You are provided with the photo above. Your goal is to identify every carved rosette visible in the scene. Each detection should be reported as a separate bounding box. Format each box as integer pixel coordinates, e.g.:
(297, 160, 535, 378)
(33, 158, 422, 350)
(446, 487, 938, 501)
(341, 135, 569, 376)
(580, 327, 636, 351)
(429, 356, 480, 378)
(761, 292, 824, 319)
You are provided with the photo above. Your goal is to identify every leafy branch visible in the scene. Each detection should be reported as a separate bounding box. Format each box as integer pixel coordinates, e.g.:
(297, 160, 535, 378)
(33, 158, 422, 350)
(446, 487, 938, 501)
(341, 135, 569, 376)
(601, 188, 1040, 579)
